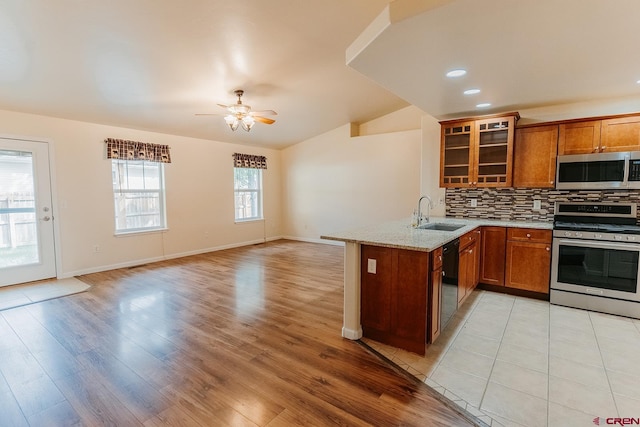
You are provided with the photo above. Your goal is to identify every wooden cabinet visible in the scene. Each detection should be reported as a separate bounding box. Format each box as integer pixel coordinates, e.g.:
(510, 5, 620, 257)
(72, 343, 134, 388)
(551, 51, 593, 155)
(440, 113, 519, 188)
(558, 115, 640, 155)
(601, 116, 640, 152)
(360, 245, 430, 355)
(558, 120, 601, 155)
(457, 230, 480, 306)
(513, 125, 558, 188)
(429, 247, 443, 344)
(505, 228, 552, 294)
(479, 227, 506, 286)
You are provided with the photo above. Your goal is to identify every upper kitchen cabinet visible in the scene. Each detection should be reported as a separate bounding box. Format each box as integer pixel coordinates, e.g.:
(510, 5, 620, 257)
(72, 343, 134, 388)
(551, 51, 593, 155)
(513, 125, 558, 188)
(600, 115, 640, 152)
(558, 114, 640, 155)
(558, 120, 601, 155)
(440, 113, 519, 188)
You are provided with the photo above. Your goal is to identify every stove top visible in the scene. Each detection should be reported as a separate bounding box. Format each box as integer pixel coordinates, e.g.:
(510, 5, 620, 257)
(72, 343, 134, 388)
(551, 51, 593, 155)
(553, 202, 640, 236)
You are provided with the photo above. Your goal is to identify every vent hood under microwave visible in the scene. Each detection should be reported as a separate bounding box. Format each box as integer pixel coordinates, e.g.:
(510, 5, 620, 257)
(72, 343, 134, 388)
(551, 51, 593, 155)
(556, 151, 640, 190)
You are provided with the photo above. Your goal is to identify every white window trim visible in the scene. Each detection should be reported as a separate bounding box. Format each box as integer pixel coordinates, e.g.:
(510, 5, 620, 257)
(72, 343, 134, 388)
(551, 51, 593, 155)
(233, 167, 264, 222)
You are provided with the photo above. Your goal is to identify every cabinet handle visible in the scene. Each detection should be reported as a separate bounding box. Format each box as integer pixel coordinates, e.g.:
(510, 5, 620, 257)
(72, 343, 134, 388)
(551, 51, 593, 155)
(438, 255, 442, 261)
(592, 148, 598, 153)
(442, 271, 446, 276)
(550, 181, 554, 185)
(526, 233, 531, 238)
(546, 247, 550, 251)
(601, 146, 607, 152)
(469, 249, 473, 254)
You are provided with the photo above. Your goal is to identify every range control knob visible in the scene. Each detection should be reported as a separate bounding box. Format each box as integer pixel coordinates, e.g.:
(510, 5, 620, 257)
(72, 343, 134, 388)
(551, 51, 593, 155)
(614, 235, 624, 241)
(627, 235, 637, 241)
(564, 231, 573, 237)
(594, 234, 603, 239)
(575, 232, 583, 238)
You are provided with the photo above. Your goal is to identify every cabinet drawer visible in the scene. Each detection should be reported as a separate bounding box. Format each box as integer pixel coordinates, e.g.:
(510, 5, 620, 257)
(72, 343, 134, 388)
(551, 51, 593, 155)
(431, 246, 443, 271)
(507, 228, 551, 244)
(459, 229, 480, 250)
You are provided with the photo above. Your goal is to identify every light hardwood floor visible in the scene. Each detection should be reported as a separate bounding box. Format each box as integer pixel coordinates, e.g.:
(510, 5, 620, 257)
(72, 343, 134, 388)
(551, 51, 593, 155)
(0, 240, 478, 426)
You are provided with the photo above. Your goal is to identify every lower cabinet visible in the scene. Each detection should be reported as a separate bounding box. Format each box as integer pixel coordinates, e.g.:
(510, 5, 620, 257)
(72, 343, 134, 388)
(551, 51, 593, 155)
(457, 230, 480, 307)
(429, 247, 443, 344)
(505, 228, 552, 294)
(361, 245, 430, 355)
(480, 227, 507, 286)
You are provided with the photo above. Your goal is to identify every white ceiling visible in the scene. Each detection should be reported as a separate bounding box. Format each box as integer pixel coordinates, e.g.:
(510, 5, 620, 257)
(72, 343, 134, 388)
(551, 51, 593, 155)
(4, 1, 639, 151)
(0, 0, 408, 149)
(349, 0, 640, 121)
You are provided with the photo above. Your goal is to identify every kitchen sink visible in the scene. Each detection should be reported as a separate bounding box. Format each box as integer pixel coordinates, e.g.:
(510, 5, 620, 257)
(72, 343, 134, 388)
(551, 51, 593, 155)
(417, 223, 466, 232)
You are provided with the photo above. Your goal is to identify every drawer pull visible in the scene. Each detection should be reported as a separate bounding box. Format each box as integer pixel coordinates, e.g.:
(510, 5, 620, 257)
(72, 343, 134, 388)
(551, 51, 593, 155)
(526, 233, 531, 238)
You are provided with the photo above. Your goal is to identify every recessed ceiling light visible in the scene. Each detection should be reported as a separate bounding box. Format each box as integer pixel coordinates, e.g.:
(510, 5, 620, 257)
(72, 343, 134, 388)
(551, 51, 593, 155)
(464, 88, 481, 95)
(446, 69, 467, 78)
(637, 79, 640, 84)
(476, 103, 491, 108)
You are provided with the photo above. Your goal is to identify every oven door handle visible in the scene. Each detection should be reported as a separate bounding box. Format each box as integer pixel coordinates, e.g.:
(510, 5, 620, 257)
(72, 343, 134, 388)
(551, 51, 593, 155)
(554, 238, 640, 250)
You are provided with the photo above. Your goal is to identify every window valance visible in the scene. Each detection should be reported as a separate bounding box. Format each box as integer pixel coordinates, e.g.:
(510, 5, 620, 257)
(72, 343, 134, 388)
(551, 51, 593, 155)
(233, 153, 267, 169)
(105, 138, 172, 163)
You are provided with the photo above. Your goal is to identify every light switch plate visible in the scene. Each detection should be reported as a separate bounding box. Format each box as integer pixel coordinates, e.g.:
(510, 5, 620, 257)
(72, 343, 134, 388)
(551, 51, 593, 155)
(367, 259, 377, 274)
(470, 199, 478, 208)
(533, 200, 542, 210)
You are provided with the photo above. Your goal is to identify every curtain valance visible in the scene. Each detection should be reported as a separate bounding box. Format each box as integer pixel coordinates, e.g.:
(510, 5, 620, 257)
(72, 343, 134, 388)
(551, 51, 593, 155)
(105, 138, 172, 163)
(233, 153, 267, 169)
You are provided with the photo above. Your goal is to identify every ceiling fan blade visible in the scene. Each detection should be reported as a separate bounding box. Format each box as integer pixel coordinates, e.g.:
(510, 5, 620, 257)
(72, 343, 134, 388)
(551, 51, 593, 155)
(195, 113, 224, 116)
(250, 110, 278, 116)
(253, 116, 276, 125)
(217, 103, 230, 109)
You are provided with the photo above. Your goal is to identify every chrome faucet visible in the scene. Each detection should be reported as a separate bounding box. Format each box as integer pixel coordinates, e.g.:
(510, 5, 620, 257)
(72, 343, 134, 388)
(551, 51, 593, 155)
(417, 195, 434, 227)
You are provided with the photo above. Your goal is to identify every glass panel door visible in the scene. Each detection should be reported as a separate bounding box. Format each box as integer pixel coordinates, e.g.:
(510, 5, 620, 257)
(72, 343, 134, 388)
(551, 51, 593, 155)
(0, 138, 56, 287)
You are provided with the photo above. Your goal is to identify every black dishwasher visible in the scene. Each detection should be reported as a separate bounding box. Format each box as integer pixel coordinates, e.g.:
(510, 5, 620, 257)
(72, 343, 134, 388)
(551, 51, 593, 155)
(441, 239, 459, 330)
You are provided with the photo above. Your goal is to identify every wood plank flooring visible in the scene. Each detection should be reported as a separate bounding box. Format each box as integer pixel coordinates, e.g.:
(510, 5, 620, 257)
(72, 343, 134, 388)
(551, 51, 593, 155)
(0, 240, 477, 426)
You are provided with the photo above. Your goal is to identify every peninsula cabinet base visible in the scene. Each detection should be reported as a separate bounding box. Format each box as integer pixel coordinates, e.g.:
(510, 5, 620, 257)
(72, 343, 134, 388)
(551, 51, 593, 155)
(476, 283, 549, 301)
(360, 245, 430, 355)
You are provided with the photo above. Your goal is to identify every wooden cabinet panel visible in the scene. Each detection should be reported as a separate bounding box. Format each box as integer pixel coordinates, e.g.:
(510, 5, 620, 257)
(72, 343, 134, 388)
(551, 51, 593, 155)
(432, 246, 443, 270)
(601, 116, 640, 152)
(513, 125, 558, 188)
(558, 120, 601, 155)
(440, 121, 475, 187)
(480, 227, 506, 286)
(429, 267, 442, 343)
(394, 250, 429, 344)
(507, 228, 552, 243)
(361, 245, 393, 333)
(458, 230, 480, 307)
(360, 245, 430, 354)
(505, 240, 552, 294)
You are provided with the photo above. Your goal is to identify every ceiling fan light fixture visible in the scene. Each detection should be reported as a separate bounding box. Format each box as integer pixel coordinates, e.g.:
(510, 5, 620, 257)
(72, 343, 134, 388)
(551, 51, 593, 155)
(225, 115, 240, 131)
(241, 116, 255, 132)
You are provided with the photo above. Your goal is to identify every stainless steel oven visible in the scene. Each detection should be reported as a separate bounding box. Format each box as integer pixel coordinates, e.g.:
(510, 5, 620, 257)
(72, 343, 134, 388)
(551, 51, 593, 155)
(550, 202, 640, 319)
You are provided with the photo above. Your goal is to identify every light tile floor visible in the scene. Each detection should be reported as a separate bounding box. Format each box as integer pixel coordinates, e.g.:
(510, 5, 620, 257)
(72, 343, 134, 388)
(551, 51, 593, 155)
(0, 277, 90, 311)
(364, 290, 640, 427)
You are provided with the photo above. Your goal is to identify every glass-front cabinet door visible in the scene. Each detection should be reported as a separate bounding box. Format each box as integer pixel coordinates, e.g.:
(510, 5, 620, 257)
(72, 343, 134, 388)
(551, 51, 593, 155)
(440, 121, 475, 187)
(475, 116, 516, 187)
(440, 113, 518, 188)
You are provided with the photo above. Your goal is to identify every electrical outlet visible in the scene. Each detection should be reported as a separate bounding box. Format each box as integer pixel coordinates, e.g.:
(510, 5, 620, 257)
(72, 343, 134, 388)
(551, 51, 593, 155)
(367, 259, 377, 274)
(470, 199, 478, 208)
(533, 200, 542, 210)
(93, 245, 100, 253)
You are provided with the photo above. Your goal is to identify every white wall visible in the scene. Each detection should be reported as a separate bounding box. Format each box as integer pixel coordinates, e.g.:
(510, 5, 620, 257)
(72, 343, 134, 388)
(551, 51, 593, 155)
(0, 109, 282, 277)
(281, 123, 421, 241)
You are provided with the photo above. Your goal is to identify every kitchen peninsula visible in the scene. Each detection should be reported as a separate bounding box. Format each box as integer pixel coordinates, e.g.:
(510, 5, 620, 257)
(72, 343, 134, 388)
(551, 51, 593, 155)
(322, 217, 552, 355)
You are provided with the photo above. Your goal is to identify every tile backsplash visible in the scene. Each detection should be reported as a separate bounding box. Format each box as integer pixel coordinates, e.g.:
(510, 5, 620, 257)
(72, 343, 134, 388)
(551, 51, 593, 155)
(446, 188, 640, 223)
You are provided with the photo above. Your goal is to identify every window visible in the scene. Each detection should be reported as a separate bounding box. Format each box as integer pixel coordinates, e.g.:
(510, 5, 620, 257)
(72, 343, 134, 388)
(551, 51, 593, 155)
(234, 167, 263, 221)
(112, 159, 166, 233)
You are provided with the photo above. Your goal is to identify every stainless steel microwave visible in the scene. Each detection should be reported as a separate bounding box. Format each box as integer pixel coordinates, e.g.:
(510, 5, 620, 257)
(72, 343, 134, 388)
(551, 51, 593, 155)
(556, 151, 640, 190)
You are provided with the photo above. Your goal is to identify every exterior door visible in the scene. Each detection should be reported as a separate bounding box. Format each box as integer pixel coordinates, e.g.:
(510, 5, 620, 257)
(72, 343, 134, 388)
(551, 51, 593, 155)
(0, 138, 56, 286)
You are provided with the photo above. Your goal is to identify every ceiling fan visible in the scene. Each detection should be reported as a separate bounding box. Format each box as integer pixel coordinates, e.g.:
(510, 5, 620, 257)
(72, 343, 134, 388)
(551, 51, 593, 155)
(196, 89, 277, 132)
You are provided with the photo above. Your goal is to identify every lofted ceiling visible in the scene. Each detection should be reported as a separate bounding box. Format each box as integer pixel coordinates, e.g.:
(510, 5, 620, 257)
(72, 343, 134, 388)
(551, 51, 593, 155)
(349, 0, 640, 122)
(4, 1, 639, 151)
(0, 0, 408, 149)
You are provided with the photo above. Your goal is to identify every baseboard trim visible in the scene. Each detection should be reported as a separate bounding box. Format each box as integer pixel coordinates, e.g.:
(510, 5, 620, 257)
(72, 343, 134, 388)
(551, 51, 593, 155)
(342, 326, 363, 340)
(282, 235, 345, 246)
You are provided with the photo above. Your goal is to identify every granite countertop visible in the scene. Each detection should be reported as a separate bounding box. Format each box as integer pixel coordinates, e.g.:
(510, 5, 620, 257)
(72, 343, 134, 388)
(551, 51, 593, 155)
(320, 216, 553, 252)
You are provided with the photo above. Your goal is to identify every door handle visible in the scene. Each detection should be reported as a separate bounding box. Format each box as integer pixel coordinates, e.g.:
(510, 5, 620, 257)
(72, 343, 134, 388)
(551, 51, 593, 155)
(41, 216, 51, 221)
